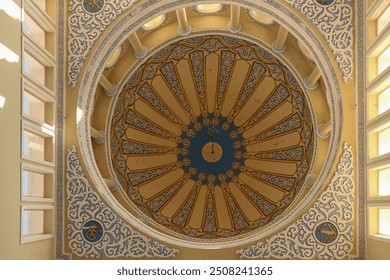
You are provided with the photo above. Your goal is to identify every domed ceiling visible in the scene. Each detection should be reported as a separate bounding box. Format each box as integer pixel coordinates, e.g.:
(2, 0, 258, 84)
(109, 35, 315, 239)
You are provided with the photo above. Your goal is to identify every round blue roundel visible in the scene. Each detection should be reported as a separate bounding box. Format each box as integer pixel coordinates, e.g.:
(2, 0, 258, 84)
(315, 221, 338, 244)
(82, 220, 103, 243)
(83, 0, 105, 14)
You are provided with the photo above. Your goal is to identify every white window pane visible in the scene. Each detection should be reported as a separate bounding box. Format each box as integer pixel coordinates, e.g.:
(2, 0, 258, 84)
(22, 170, 44, 198)
(23, 13, 45, 48)
(23, 52, 45, 85)
(22, 130, 45, 161)
(379, 127, 390, 156)
(378, 5, 390, 35)
(23, 91, 45, 123)
(22, 210, 44, 235)
(378, 87, 390, 115)
(378, 46, 390, 75)
(379, 209, 390, 236)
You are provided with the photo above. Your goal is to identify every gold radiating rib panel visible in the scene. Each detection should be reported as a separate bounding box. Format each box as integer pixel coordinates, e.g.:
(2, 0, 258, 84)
(125, 127, 177, 147)
(176, 59, 202, 116)
(151, 76, 190, 125)
(228, 182, 262, 222)
(221, 60, 251, 117)
(161, 179, 195, 218)
(214, 186, 233, 229)
(134, 99, 182, 136)
(239, 172, 285, 203)
(138, 168, 184, 199)
(126, 154, 177, 170)
(234, 76, 276, 127)
(243, 102, 293, 139)
(246, 131, 301, 152)
(245, 159, 297, 176)
(187, 184, 208, 229)
(205, 53, 219, 114)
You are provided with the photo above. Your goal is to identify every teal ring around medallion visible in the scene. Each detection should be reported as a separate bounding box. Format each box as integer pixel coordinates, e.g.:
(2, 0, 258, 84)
(178, 115, 245, 187)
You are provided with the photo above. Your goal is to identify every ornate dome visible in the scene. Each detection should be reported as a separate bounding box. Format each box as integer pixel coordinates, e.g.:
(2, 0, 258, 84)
(109, 35, 315, 239)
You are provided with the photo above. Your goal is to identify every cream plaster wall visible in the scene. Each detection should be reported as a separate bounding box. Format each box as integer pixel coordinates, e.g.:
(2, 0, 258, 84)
(0, 1, 54, 259)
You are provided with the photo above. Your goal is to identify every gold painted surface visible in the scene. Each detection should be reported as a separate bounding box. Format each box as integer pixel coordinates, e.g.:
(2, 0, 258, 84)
(110, 35, 315, 239)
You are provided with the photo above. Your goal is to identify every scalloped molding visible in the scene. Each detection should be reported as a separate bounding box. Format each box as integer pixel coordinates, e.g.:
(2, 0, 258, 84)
(66, 146, 179, 258)
(236, 143, 354, 259)
(68, 0, 353, 86)
(282, 0, 353, 82)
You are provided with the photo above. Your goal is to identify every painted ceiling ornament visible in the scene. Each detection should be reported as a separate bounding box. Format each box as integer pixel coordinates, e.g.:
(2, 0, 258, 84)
(82, 0, 105, 14)
(66, 146, 179, 258)
(282, 0, 353, 82)
(110, 35, 315, 239)
(236, 143, 354, 260)
(68, 0, 138, 87)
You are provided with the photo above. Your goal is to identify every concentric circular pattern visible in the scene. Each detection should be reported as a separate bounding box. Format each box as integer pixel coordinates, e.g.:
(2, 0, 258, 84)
(110, 35, 315, 239)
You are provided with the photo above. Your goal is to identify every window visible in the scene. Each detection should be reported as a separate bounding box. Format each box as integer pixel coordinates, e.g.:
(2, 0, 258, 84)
(22, 130, 45, 162)
(195, 4, 223, 14)
(23, 13, 45, 48)
(23, 91, 45, 123)
(21, 206, 54, 243)
(19, 0, 56, 245)
(21, 163, 54, 201)
(378, 87, 390, 115)
(379, 168, 390, 196)
(378, 127, 390, 156)
(379, 209, 390, 236)
(367, 1, 390, 243)
(249, 10, 274, 25)
(142, 15, 165, 31)
(22, 210, 45, 235)
(23, 51, 45, 84)
(378, 46, 390, 76)
(22, 170, 44, 198)
(377, 5, 390, 35)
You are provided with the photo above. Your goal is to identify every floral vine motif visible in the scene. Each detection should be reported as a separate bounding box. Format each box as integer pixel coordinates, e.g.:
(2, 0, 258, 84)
(68, 0, 137, 87)
(236, 143, 354, 259)
(283, 0, 353, 82)
(66, 146, 179, 258)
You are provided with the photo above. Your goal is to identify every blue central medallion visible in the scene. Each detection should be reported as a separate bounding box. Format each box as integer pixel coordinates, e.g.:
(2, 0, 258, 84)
(178, 114, 246, 187)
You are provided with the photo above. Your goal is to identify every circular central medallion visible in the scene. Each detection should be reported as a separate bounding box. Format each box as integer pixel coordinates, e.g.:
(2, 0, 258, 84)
(202, 142, 223, 163)
(178, 114, 245, 188)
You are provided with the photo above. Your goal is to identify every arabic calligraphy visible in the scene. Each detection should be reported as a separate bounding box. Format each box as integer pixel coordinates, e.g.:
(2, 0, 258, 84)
(315, 222, 338, 244)
(82, 220, 103, 243)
